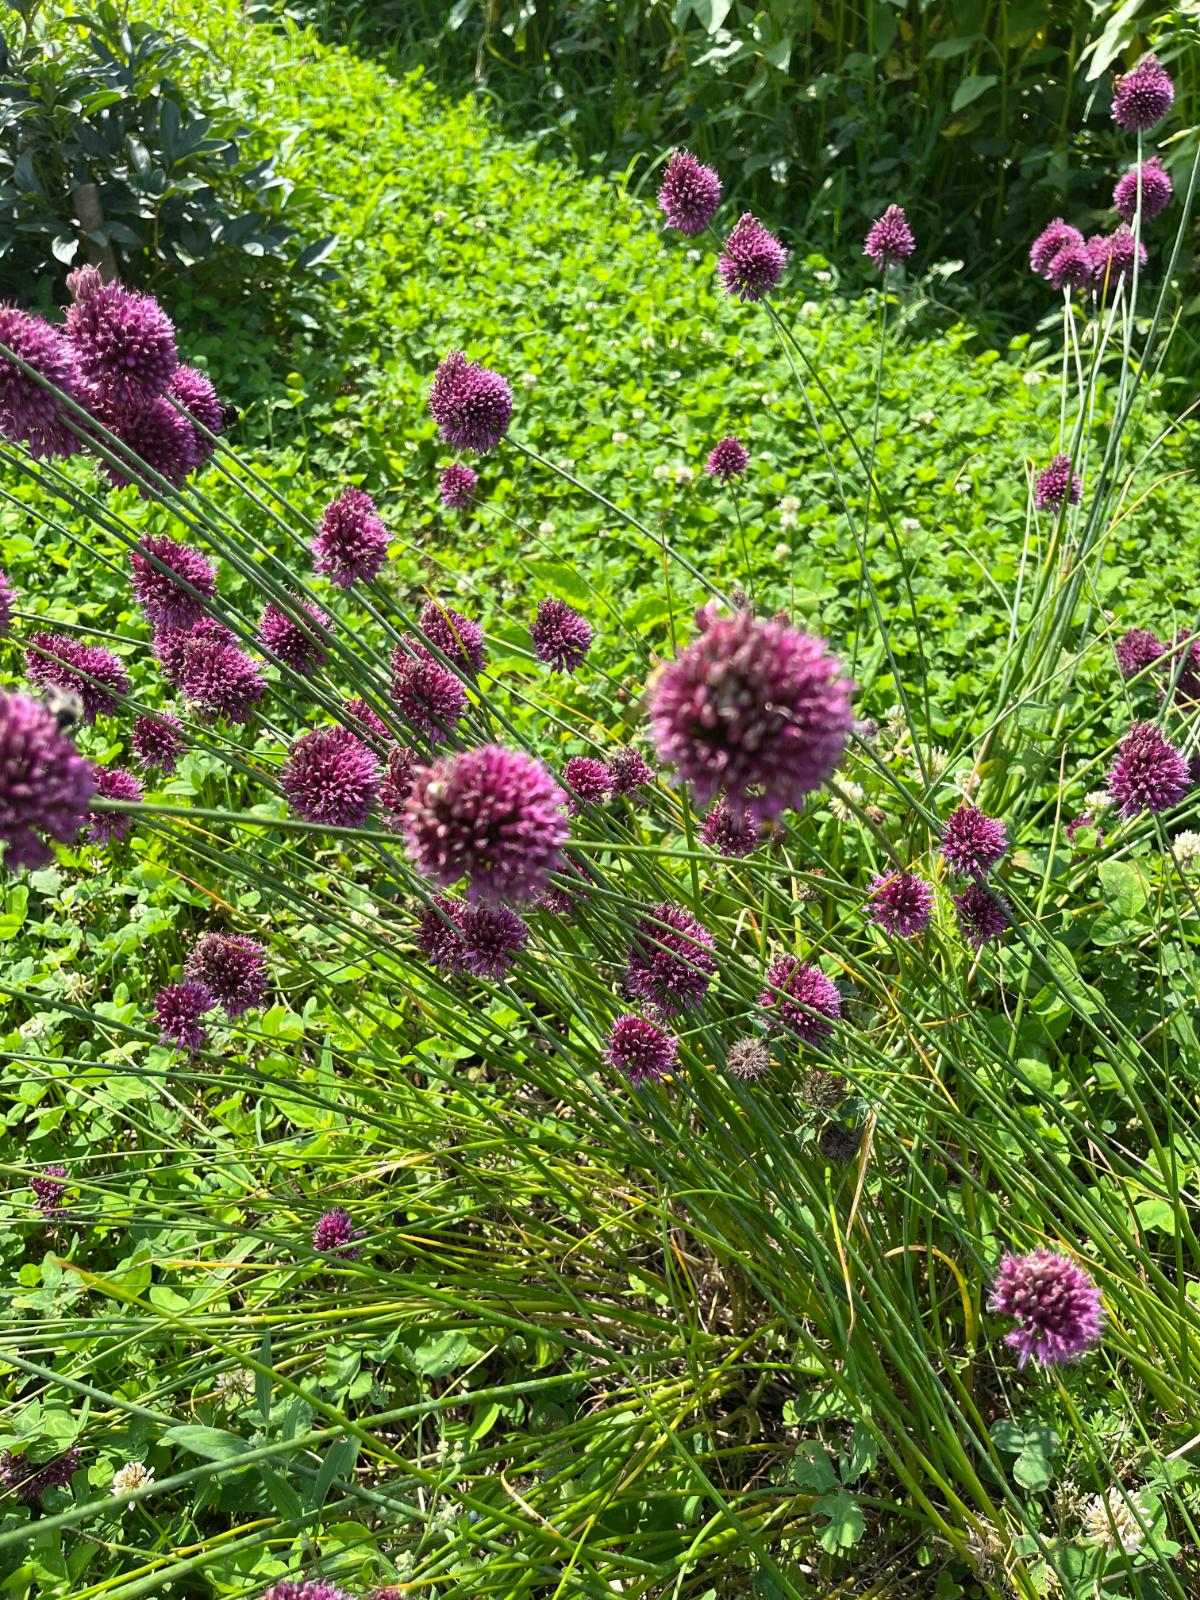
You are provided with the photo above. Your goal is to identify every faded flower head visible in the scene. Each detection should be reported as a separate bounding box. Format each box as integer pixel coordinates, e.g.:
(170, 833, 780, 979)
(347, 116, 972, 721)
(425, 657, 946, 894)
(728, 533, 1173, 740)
(1115, 627, 1164, 680)
(185, 932, 267, 1018)
(1114, 158, 1173, 222)
(312, 487, 389, 588)
(952, 883, 1010, 948)
(702, 800, 758, 858)
(390, 645, 467, 742)
(1107, 721, 1190, 816)
(0, 691, 94, 871)
(759, 956, 841, 1043)
(1083, 1489, 1148, 1555)
(428, 351, 513, 453)
(132, 712, 185, 775)
(530, 597, 592, 674)
(87, 765, 142, 843)
(27, 632, 128, 723)
(940, 805, 1008, 878)
(989, 1249, 1103, 1367)
(562, 755, 611, 813)
(111, 1462, 154, 1496)
(439, 463, 478, 510)
(281, 727, 380, 827)
(658, 149, 721, 236)
(606, 1013, 678, 1085)
(259, 596, 331, 677)
(420, 600, 486, 674)
(0, 306, 86, 458)
(864, 204, 915, 269)
(706, 435, 749, 481)
(626, 902, 717, 1014)
(312, 1207, 363, 1258)
(65, 280, 178, 413)
(1034, 455, 1081, 511)
(155, 981, 213, 1053)
(867, 871, 934, 937)
(130, 535, 217, 630)
(1112, 53, 1174, 133)
(460, 903, 528, 979)
(726, 1037, 770, 1082)
(718, 213, 787, 302)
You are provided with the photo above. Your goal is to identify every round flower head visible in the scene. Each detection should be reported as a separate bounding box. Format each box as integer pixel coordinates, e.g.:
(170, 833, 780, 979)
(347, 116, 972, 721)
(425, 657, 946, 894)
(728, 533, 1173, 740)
(1046, 241, 1095, 293)
(867, 870, 934, 937)
(185, 932, 268, 1018)
(718, 213, 787, 302)
(562, 755, 611, 813)
(1166, 627, 1200, 701)
(989, 1249, 1103, 1367)
(259, 596, 331, 678)
(130, 535, 217, 630)
(420, 600, 486, 675)
(428, 351, 513, 454)
(0, 569, 12, 635)
(168, 364, 224, 457)
(726, 1037, 771, 1081)
(280, 727, 379, 827)
(414, 894, 467, 973)
(1107, 720, 1190, 816)
(390, 645, 467, 742)
(706, 435, 749, 482)
(0, 691, 93, 870)
(460, 902, 528, 979)
(30, 1163, 67, 1219)
(0, 306, 86, 458)
(1115, 627, 1164, 680)
(312, 1207, 363, 1259)
(1114, 157, 1173, 223)
(864, 204, 915, 269)
(87, 764, 142, 843)
(1088, 226, 1148, 293)
(649, 607, 854, 820)
(538, 853, 596, 917)
(702, 800, 758, 858)
(378, 744, 417, 827)
(103, 396, 198, 492)
(608, 745, 653, 800)
(312, 487, 389, 588)
(27, 632, 128, 723)
(262, 1581, 352, 1600)
(626, 902, 716, 1014)
(940, 805, 1008, 878)
(439, 463, 478, 510)
(530, 597, 592, 674)
(1030, 218, 1084, 279)
(758, 955, 841, 1043)
(1034, 455, 1081, 511)
(65, 279, 178, 413)
(404, 744, 569, 903)
(0, 1446, 81, 1504)
(178, 634, 264, 724)
(1112, 54, 1174, 132)
(154, 617, 237, 685)
(155, 980, 213, 1052)
(342, 699, 392, 742)
(606, 1013, 678, 1085)
(658, 149, 721, 236)
(952, 882, 1010, 948)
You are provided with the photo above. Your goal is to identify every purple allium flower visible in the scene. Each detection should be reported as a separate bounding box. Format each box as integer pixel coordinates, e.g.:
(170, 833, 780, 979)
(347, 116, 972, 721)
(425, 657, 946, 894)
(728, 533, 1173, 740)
(867, 870, 935, 937)
(30, 1163, 67, 1219)
(259, 596, 331, 678)
(280, 727, 379, 827)
(705, 435, 749, 481)
(65, 279, 177, 413)
(1034, 455, 1082, 511)
(726, 1037, 771, 1081)
(1115, 627, 1165, 680)
(718, 213, 788, 302)
(87, 764, 142, 843)
(1165, 627, 1200, 701)
(414, 894, 467, 973)
(1046, 241, 1095, 293)
(439, 463, 478, 510)
(154, 617, 237, 684)
(864, 204, 915, 269)
(530, 597, 592, 674)
(1114, 158, 1173, 223)
(312, 487, 389, 588)
(626, 903, 716, 1014)
(562, 755, 611, 813)
(130, 535, 217, 630)
(1030, 219, 1084, 279)
(538, 853, 596, 916)
(428, 351, 513, 454)
(390, 645, 467, 742)
(185, 932, 267, 1018)
(0, 1446, 81, 1504)
(702, 800, 758, 857)
(312, 1207, 363, 1259)
(758, 955, 841, 1043)
(262, 1583, 352, 1600)
(1088, 226, 1148, 292)
(404, 744, 569, 903)
(26, 632, 128, 723)
(155, 980, 213, 1052)
(65, 264, 103, 302)
(1112, 54, 1175, 133)
(177, 632, 264, 723)
(0, 691, 93, 871)
(168, 363, 223, 438)
(102, 395, 198, 492)
(608, 745, 654, 800)
(1065, 813, 1103, 846)
(0, 569, 13, 635)
(1107, 721, 1190, 816)
(379, 744, 418, 827)
(940, 805, 1008, 879)
(649, 607, 854, 820)
(460, 903, 528, 979)
(606, 1013, 678, 1085)
(658, 149, 722, 236)
(342, 699, 392, 742)
(0, 306, 86, 458)
(989, 1249, 1104, 1368)
(420, 600, 486, 674)
(952, 882, 1010, 948)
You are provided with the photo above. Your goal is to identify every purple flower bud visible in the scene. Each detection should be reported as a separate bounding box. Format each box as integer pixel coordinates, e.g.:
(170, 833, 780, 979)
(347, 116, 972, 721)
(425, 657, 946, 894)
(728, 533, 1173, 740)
(155, 981, 213, 1052)
(701, 800, 758, 857)
(864, 204, 915, 269)
(940, 805, 1008, 879)
(66, 280, 177, 413)
(530, 597, 592, 674)
(867, 870, 934, 937)
(1112, 54, 1174, 133)
(428, 351, 512, 454)
(606, 1013, 678, 1085)
(658, 150, 721, 236)
(313, 487, 389, 588)
(130, 536, 217, 630)
(989, 1249, 1103, 1367)
(87, 764, 142, 843)
(185, 932, 267, 1018)
(952, 883, 1010, 948)
(439, 463, 479, 510)
(1107, 721, 1190, 816)
(758, 956, 840, 1043)
(0, 306, 86, 458)
(1030, 219, 1084, 279)
(1114, 158, 1173, 223)
(1034, 455, 1082, 511)
(626, 903, 716, 1014)
(281, 727, 380, 827)
(26, 632, 128, 724)
(562, 755, 611, 813)
(259, 596, 331, 677)
(0, 691, 93, 871)
(705, 435, 749, 481)
(1115, 628, 1165, 681)
(717, 213, 787, 302)
(420, 600, 486, 674)
(312, 1207, 363, 1258)
(460, 903, 528, 979)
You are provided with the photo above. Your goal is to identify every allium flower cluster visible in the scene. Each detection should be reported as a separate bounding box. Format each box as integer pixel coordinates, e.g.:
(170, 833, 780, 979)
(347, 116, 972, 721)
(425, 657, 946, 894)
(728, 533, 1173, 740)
(726, 1037, 771, 1081)
(607, 746, 653, 799)
(718, 214, 787, 302)
(155, 981, 213, 1052)
(420, 600, 486, 674)
(952, 883, 1010, 948)
(606, 1014, 678, 1085)
(0, 1446, 81, 1504)
(130, 536, 217, 630)
(658, 149, 721, 236)
(649, 607, 854, 819)
(0, 569, 13, 635)
(758, 956, 841, 1043)
(404, 744, 569, 903)
(705, 435, 749, 482)
(390, 645, 467, 741)
(530, 598, 592, 673)
(102, 396, 198, 492)
(87, 765, 143, 843)
(342, 699, 392, 742)
(1111, 54, 1174, 133)
(414, 894, 468, 973)
(176, 630, 264, 723)
(562, 756, 611, 812)
(260, 596, 331, 677)
(702, 801, 758, 857)
(30, 1163, 68, 1219)
(132, 713, 185, 775)
(185, 933, 268, 1017)
(312, 487, 389, 587)
(1115, 627, 1164, 680)
(1107, 721, 1190, 816)
(626, 903, 716, 1013)
(27, 632, 128, 723)
(0, 306, 86, 458)
(439, 463, 478, 510)
(0, 691, 94, 871)
(460, 903, 528, 979)
(379, 744, 417, 826)
(169, 365, 224, 464)
(312, 1207, 364, 1258)
(1166, 627, 1200, 701)
(428, 351, 513, 453)
(281, 727, 379, 827)
(1114, 158, 1173, 222)
(1030, 219, 1083, 279)
(1088, 226, 1147, 293)
(1034, 455, 1081, 511)
(989, 1249, 1104, 1367)
(65, 280, 178, 412)
(867, 871, 934, 937)
(261, 1580, 352, 1600)
(863, 204, 915, 269)
(940, 805, 1008, 878)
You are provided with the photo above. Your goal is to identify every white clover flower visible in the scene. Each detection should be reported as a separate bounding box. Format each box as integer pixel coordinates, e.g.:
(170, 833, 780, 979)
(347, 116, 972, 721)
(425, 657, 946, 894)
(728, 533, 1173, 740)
(1084, 789, 1113, 813)
(640, 336, 655, 350)
(632, 408, 646, 422)
(779, 510, 798, 531)
(828, 781, 864, 822)
(1174, 830, 1200, 866)
(519, 372, 537, 388)
(1023, 370, 1043, 387)
(432, 210, 448, 224)
(668, 337, 680, 349)
(538, 520, 555, 536)
(927, 746, 950, 777)
(585, 300, 600, 312)
(612, 430, 629, 445)
(815, 269, 832, 282)
(780, 495, 801, 513)
(652, 464, 672, 482)
(22, 1016, 46, 1039)
(215, 1368, 255, 1403)
(954, 479, 973, 494)
(686, 249, 702, 262)
(673, 464, 695, 486)
(884, 705, 907, 738)
(557, 458, 575, 473)
(916, 410, 936, 427)
(899, 516, 921, 532)
(112, 1462, 154, 1496)
(1083, 1489, 1147, 1555)
(773, 542, 791, 560)
(762, 391, 779, 405)
(700, 328, 715, 344)
(63, 972, 94, 1004)
(954, 769, 980, 797)
(473, 217, 488, 231)
(758, 451, 774, 463)
(667, 368, 683, 381)
(800, 301, 820, 319)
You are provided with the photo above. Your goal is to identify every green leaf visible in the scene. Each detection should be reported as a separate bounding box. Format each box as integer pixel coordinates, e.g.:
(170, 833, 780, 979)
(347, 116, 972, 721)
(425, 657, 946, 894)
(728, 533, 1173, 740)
(792, 1442, 838, 1491)
(1013, 1426, 1058, 1492)
(840, 1421, 879, 1484)
(308, 1435, 359, 1509)
(813, 1487, 866, 1550)
(162, 1425, 252, 1463)
(950, 74, 997, 113)
(524, 560, 593, 608)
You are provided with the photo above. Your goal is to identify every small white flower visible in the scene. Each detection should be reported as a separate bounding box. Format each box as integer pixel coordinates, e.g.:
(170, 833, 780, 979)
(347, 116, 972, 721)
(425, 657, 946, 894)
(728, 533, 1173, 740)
(762, 391, 779, 406)
(673, 464, 695, 486)
(473, 217, 488, 231)
(1023, 370, 1043, 387)
(632, 408, 646, 422)
(884, 705, 907, 737)
(585, 300, 599, 312)
(22, 1016, 46, 1039)
(432, 210, 448, 224)
(1083, 1489, 1147, 1555)
(112, 1462, 154, 1496)
(954, 479, 973, 494)
(612, 430, 629, 445)
(519, 372, 537, 388)
(1174, 830, 1200, 866)
(815, 269, 832, 282)
(773, 542, 791, 560)
(215, 1368, 255, 1403)
(899, 516, 921, 532)
(538, 520, 555, 536)
(916, 410, 936, 427)
(828, 781, 864, 822)
(686, 249, 702, 262)
(700, 329, 715, 344)
(800, 300, 820, 319)
(780, 495, 801, 513)
(640, 336, 655, 350)
(758, 451, 774, 462)
(779, 510, 798, 531)
(927, 747, 950, 777)
(1085, 789, 1112, 813)
(667, 369, 683, 381)
(954, 769, 980, 798)
(668, 337, 680, 349)
(653, 464, 672, 482)
(63, 972, 94, 1004)
(557, 458, 575, 473)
